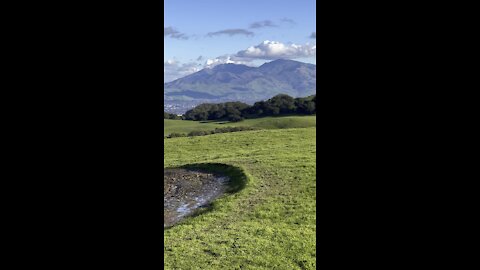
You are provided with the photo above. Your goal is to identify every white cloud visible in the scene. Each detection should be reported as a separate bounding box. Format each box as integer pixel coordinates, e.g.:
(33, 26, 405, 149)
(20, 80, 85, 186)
(164, 60, 202, 83)
(164, 40, 316, 82)
(235, 40, 316, 60)
(204, 55, 251, 68)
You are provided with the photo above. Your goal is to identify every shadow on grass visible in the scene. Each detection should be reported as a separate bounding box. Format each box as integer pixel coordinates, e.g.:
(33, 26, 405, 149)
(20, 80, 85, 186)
(164, 163, 248, 230)
(179, 163, 248, 193)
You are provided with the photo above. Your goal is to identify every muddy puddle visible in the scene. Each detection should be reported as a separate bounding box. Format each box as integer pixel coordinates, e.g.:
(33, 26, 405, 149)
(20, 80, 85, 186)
(164, 168, 229, 228)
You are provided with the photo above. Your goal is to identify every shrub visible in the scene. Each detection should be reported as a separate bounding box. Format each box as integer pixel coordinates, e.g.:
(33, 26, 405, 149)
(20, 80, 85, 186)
(168, 132, 186, 138)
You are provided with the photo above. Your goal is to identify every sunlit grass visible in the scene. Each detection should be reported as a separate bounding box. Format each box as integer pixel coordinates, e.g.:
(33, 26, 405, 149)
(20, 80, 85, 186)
(164, 127, 316, 269)
(164, 115, 316, 137)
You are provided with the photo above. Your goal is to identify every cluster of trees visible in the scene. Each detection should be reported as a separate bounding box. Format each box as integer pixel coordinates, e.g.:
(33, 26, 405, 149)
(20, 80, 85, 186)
(164, 112, 182, 120)
(184, 102, 249, 122)
(166, 126, 258, 139)
(245, 94, 316, 117)
(183, 94, 316, 122)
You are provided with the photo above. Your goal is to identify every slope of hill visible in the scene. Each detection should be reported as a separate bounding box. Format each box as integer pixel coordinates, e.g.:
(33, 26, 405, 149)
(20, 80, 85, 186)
(164, 127, 316, 269)
(164, 59, 316, 105)
(164, 115, 317, 137)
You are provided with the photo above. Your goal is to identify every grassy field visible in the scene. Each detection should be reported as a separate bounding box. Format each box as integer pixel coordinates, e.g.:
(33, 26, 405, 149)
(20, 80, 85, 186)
(164, 126, 316, 269)
(164, 115, 316, 137)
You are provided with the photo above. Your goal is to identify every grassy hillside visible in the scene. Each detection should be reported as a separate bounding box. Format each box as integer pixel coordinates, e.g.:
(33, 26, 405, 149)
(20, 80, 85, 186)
(164, 127, 316, 269)
(164, 115, 316, 137)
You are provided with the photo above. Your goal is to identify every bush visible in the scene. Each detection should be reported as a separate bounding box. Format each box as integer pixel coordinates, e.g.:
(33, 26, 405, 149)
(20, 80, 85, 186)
(165, 125, 259, 139)
(164, 112, 183, 120)
(187, 130, 210, 137)
(168, 132, 186, 138)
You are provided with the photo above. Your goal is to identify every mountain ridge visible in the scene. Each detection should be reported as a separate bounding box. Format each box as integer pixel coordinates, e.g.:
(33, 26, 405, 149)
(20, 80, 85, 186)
(164, 59, 316, 105)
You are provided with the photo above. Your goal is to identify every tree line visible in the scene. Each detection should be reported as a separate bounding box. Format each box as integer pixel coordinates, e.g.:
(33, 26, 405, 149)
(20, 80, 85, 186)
(164, 112, 182, 120)
(164, 94, 316, 122)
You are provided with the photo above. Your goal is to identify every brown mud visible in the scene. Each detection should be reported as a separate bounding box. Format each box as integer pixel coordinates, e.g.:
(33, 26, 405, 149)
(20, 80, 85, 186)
(164, 168, 229, 228)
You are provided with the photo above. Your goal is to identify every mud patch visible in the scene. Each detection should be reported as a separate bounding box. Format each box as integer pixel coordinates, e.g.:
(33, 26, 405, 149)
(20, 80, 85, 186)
(164, 168, 229, 228)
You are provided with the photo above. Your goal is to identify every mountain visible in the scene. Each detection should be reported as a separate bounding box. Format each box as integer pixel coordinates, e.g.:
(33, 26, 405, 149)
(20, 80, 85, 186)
(164, 59, 316, 105)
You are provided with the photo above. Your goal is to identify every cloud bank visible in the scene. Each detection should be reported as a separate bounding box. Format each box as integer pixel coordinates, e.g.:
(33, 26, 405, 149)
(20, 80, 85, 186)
(164, 59, 202, 82)
(164, 40, 316, 82)
(206, 19, 294, 39)
(206, 29, 254, 37)
(280, 18, 296, 25)
(249, 20, 277, 29)
(235, 40, 316, 60)
(204, 55, 251, 68)
(164, 27, 188, 40)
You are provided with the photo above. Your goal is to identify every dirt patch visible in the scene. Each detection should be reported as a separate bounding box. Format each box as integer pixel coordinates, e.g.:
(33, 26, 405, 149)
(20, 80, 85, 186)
(164, 168, 229, 228)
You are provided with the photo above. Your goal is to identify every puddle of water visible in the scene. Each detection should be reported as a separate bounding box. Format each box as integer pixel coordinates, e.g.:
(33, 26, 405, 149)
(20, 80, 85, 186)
(164, 168, 229, 228)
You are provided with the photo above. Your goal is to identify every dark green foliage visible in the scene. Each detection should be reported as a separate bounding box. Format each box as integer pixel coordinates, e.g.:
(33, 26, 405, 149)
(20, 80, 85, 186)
(183, 94, 316, 121)
(164, 112, 183, 120)
(184, 102, 249, 121)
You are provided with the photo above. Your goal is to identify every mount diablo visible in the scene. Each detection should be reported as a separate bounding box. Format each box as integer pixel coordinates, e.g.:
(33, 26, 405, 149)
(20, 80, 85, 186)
(164, 59, 316, 108)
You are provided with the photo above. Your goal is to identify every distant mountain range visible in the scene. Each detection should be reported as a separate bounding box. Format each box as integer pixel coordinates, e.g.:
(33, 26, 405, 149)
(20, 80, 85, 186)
(164, 59, 316, 105)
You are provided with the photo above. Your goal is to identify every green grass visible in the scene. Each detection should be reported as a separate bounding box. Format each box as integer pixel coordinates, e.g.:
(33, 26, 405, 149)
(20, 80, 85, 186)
(164, 115, 316, 137)
(164, 127, 316, 269)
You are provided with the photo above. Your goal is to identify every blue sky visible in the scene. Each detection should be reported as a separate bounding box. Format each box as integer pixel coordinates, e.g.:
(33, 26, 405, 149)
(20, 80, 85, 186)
(164, 0, 316, 82)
